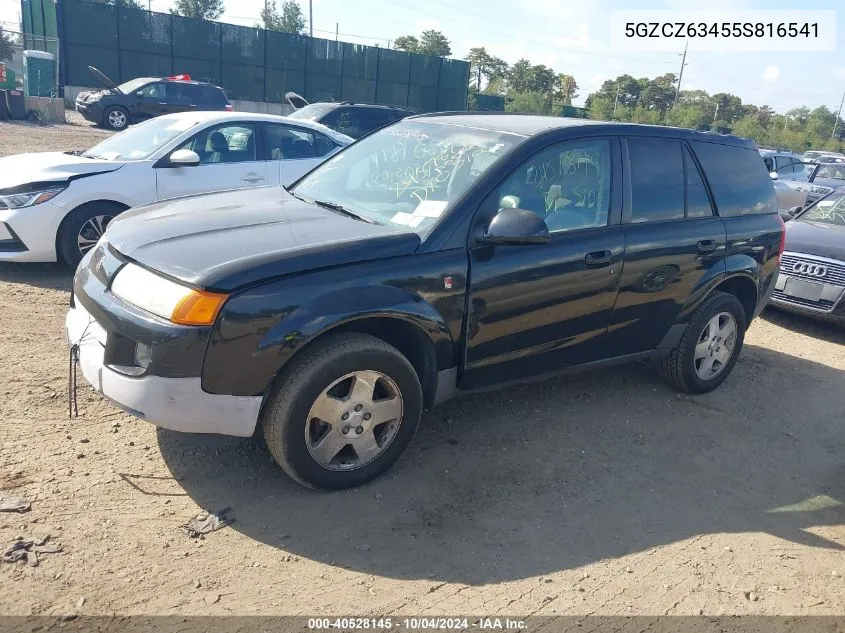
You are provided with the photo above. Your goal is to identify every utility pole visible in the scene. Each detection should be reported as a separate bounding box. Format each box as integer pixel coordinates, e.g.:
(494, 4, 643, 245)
(612, 82, 620, 118)
(831, 89, 845, 141)
(673, 39, 688, 107)
(713, 100, 720, 126)
(309, 0, 313, 37)
(335, 22, 338, 41)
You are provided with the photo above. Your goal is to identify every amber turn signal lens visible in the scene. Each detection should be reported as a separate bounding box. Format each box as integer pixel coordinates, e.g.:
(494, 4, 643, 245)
(171, 289, 228, 326)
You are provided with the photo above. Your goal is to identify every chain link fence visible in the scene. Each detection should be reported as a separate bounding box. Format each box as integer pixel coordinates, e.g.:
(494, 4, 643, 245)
(0, 27, 60, 97)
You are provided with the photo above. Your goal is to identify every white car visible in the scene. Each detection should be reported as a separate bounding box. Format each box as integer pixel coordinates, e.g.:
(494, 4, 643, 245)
(0, 111, 353, 266)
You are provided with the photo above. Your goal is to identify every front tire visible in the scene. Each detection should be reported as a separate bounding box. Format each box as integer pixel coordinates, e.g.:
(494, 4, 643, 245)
(659, 291, 746, 394)
(102, 106, 129, 131)
(57, 202, 125, 268)
(261, 333, 423, 490)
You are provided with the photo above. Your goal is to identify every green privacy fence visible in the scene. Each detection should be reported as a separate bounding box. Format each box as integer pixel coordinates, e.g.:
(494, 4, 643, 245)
(53, 0, 469, 110)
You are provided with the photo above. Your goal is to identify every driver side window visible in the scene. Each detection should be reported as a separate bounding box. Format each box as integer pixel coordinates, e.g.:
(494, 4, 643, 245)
(137, 83, 167, 99)
(495, 139, 612, 233)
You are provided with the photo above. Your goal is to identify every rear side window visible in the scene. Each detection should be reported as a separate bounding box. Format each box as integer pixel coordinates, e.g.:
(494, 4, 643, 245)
(691, 141, 777, 216)
(628, 138, 684, 223)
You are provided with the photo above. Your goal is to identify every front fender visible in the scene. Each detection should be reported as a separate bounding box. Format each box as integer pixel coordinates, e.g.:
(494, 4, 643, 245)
(201, 274, 461, 398)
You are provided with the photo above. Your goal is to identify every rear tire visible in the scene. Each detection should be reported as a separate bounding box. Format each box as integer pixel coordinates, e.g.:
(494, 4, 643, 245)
(659, 291, 746, 394)
(261, 333, 423, 490)
(57, 202, 125, 268)
(102, 106, 129, 131)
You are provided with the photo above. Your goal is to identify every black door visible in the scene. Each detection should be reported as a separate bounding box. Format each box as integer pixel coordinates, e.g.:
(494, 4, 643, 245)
(606, 137, 726, 355)
(461, 136, 625, 389)
(133, 82, 169, 119)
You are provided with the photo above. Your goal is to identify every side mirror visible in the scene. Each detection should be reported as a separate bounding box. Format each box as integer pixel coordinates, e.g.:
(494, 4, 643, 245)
(769, 171, 779, 180)
(479, 207, 550, 246)
(169, 149, 200, 167)
(789, 206, 802, 217)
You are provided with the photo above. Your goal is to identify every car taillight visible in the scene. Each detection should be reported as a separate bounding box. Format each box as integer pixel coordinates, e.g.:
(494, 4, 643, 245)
(775, 213, 786, 265)
(224, 104, 233, 111)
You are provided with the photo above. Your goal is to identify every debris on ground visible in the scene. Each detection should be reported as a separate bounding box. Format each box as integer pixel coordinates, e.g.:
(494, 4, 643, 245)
(0, 497, 31, 513)
(2, 535, 62, 566)
(182, 509, 233, 539)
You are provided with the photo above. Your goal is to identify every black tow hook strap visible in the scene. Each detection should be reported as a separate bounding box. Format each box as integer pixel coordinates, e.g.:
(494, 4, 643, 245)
(68, 343, 79, 419)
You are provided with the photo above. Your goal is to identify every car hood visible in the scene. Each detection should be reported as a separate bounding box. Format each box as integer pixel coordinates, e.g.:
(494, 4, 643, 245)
(785, 218, 845, 261)
(104, 187, 422, 291)
(0, 152, 123, 191)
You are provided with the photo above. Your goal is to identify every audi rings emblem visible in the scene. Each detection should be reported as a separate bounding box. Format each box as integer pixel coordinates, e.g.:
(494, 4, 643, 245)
(792, 261, 827, 277)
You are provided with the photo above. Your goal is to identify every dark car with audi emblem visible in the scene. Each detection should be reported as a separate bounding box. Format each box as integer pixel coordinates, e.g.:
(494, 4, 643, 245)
(770, 189, 845, 325)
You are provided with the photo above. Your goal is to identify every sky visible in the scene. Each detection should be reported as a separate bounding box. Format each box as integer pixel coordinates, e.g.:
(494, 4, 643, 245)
(2, 0, 844, 113)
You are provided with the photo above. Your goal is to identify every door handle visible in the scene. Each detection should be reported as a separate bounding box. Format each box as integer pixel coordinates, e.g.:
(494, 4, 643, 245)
(242, 174, 265, 183)
(585, 250, 612, 268)
(697, 239, 717, 253)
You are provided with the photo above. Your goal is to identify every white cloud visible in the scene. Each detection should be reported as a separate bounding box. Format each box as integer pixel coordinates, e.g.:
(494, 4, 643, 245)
(829, 66, 845, 81)
(763, 65, 780, 82)
(416, 18, 441, 32)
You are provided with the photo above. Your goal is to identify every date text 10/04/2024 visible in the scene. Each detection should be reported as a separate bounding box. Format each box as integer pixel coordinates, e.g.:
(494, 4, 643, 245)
(306, 617, 527, 630)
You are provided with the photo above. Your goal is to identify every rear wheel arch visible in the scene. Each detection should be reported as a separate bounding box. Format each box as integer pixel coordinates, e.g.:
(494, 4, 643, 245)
(713, 274, 758, 326)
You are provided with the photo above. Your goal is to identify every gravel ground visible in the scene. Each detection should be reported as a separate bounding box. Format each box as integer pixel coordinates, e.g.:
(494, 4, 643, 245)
(0, 118, 844, 618)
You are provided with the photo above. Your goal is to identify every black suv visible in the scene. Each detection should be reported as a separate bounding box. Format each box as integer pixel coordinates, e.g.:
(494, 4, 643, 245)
(75, 66, 231, 131)
(287, 101, 418, 139)
(67, 114, 785, 490)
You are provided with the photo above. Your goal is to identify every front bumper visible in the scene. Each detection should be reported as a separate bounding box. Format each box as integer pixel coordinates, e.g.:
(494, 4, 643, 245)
(769, 252, 845, 325)
(66, 246, 262, 436)
(0, 201, 68, 262)
(75, 99, 102, 123)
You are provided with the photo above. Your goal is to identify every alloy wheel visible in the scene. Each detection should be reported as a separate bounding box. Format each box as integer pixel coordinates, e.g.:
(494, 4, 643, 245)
(693, 311, 737, 380)
(305, 370, 404, 471)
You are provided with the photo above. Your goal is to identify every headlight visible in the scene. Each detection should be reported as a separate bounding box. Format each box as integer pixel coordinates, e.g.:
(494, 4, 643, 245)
(110, 263, 228, 326)
(810, 185, 833, 195)
(0, 187, 65, 209)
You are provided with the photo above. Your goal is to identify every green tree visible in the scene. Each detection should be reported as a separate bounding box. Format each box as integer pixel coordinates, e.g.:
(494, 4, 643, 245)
(586, 95, 615, 120)
(507, 59, 532, 93)
(711, 92, 744, 124)
(553, 73, 578, 108)
(638, 73, 677, 113)
(392, 35, 419, 53)
(806, 106, 838, 140)
(505, 91, 552, 115)
(466, 47, 508, 91)
(171, 0, 224, 20)
(418, 29, 451, 57)
(0, 28, 15, 63)
(260, 0, 305, 33)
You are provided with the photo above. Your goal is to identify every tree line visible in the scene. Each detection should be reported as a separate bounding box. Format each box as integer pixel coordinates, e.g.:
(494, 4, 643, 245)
(391, 28, 844, 153)
(585, 74, 845, 152)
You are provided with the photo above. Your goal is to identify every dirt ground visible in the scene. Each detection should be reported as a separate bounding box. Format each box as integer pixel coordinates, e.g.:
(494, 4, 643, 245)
(1, 117, 844, 618)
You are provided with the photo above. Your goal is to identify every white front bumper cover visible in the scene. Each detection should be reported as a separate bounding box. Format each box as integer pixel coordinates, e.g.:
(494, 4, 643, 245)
(65, 303, 262, 437)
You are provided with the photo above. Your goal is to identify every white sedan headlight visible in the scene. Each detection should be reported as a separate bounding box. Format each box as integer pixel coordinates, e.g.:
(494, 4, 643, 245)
(0, 187, 65, 209)
(110, 263, 228, 326)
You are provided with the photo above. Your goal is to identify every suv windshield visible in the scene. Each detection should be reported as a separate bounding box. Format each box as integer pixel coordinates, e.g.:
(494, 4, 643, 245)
(288, 104, 337, 121)
(291, 120, 523, 235)
(116, 78, 151, 94)
(82, 116, 199, 161)
(816, 164, 845, 180)
(801, 191, 845, 226)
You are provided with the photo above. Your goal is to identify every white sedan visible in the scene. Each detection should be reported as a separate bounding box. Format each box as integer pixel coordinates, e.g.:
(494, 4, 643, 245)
(0, 111, 353, 266)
